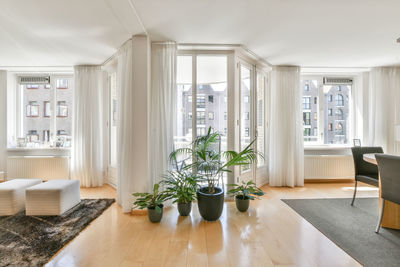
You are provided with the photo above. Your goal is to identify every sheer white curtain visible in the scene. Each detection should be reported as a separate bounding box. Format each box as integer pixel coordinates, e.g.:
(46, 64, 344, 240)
(150, 43, 177, 186)
(0, 71, 6, 175)
(71, 66, 106, 187)
(366, 67, 400, 154)
(268, 66, 304, 187)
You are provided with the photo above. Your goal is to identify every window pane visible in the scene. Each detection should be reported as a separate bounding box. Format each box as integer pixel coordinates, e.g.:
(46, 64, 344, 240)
(110, 73, 118, 167)
(302, 79, 319, 143)
(256, 73, 266, 167)
(176, 56, 193, 159)
(323, 85, 351, 144)
(56, 77, 73, 147)
(22, 83, 52, 146)
(240, 66, 251, 151)
(196, 56, 227, 152)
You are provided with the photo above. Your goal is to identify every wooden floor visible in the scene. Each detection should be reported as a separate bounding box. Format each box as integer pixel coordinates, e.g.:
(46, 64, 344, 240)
(46, 182, 379, 267)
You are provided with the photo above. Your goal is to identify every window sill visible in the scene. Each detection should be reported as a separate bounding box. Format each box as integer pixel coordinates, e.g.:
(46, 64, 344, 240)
(304, 145, 352, 150)
(7, 147, 71, 152)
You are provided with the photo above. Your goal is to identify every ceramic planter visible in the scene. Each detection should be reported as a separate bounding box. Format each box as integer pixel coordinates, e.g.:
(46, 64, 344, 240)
(177, 202, 192, 216)
(197, 186, 224, 221)
(147, 204, 163, 223)
(235, 195, 250, 212)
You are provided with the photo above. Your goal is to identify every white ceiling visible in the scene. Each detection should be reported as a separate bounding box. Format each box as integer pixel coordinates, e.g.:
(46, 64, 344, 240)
(0, 0, 145, 66)
(133, 0, 400, 67)
(1, 0, 400, 67)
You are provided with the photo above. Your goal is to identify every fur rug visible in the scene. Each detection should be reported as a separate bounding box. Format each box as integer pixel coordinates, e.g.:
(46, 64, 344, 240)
(0, 198, 115, 267)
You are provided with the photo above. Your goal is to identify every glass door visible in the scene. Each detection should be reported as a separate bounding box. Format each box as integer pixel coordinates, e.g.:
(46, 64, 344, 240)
(238, 62, 255, 183)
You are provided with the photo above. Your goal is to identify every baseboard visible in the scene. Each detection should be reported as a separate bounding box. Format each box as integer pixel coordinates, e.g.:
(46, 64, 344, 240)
(305, 178, 354, 183)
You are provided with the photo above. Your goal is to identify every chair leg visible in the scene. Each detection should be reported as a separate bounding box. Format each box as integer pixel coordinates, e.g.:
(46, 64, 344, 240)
(351, 180, 358, 206)
(375, 199, 385, 233)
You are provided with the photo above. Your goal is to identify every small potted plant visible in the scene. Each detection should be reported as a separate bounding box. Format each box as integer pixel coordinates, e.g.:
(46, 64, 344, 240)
(227, 180, 264, 212)
(162, 170, 199, 216)
(132, 183, 167, 223)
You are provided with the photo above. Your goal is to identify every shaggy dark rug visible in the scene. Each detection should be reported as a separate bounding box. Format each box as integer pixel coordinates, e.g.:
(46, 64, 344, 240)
(0, 198, 115, 267)
(282, 198, 400, 267)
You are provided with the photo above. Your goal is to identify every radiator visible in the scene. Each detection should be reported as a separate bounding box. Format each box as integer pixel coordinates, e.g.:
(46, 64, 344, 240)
(7, 156, 70, 180)
(304, 155, 354, 180)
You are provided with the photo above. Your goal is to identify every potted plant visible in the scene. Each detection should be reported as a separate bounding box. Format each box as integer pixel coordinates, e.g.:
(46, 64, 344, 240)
(132, 183, 167, 223)
(227, 180, 265, 212)
(171, 127, 260, 221)
(162, 170, 199, 216)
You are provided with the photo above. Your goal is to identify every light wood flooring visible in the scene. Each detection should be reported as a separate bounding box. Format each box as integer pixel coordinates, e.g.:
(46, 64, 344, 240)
(46, 182, 379, 267)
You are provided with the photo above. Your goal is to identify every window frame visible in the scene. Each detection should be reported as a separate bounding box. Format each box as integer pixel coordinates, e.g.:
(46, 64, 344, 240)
(12, 73, 73, 149)
(301, 74, 354, 148)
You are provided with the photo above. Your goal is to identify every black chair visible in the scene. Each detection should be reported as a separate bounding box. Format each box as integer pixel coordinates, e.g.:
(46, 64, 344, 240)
(350, 146, 384, 205)
(375, 154, 400, 233)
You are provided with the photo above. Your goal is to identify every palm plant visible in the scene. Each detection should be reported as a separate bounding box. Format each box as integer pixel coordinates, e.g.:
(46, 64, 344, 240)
(170, 127, 261, 194)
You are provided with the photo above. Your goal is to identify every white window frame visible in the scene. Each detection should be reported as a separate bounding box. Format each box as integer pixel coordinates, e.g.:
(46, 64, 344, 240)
(301, 74, 355, 148)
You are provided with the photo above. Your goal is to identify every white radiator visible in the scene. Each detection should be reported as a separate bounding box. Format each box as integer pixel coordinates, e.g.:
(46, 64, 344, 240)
(304, 155, 354, 180)
(7, 156, 70, 180)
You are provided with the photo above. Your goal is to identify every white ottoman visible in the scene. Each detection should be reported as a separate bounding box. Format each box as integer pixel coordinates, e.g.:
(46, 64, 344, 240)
(26, 180, 81, 216)
(0, 179, 42, 215)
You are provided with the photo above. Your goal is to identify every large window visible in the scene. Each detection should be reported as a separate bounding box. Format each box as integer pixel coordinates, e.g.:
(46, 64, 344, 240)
(175, 54, 228, 153)
(302, 77, 352, 145)
(12, 75, 73, 148)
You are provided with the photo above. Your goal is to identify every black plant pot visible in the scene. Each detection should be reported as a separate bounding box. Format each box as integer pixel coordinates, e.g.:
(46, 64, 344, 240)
(235, 195, 250, 212)
(147, 204, 163, 223)
(177, 202, 192, 216)
(197, 186, 224, 221)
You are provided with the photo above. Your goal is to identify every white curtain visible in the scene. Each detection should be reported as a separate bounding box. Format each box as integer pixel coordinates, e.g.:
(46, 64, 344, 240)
(149, 43, 177, 187)
(71, 66, 106, 187)
(0, 71, 7, 175)
(365, 67, 400, 154)
(268, 66, 304, 187)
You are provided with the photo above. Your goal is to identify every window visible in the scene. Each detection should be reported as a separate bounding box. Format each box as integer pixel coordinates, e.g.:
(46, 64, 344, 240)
(303, 112, 311, 125)
(197, 111, 205, 124)
(208, 95, 214, 103)
(302, 97, 311, 109)
(244, 95, 249, 103)
(188, 112, 192, 120)
(44, 101, 51, 117)
(188, 95, 192, 102)
(302, 77, 352, 145)
(305, 84, 310, 91)
(208, 112, 214, 120)
(335, 109, 343, 120)
(245, 112, 250, 120)
(245, 127, 250, 137)
(335, 94, 344, 106)
(11, 75, 73, 148)
(196, 96, 205, 109)
(224, 112, 227, 120)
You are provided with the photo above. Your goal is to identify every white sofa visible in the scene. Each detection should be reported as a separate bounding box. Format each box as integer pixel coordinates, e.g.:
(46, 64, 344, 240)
(26, 180, 81, 216)
(0, 178, 42, 215)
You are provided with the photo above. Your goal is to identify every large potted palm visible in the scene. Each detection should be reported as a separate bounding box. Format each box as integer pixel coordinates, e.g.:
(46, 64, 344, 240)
(171, 127, 259, 221)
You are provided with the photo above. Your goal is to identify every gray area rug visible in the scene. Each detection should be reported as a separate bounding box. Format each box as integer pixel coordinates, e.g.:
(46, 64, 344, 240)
(0, 198, 115, 267)
(282, 198, 400, 267)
